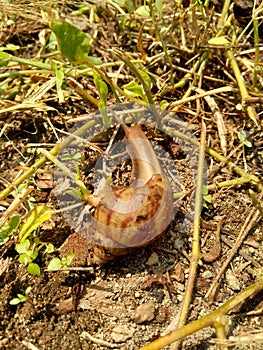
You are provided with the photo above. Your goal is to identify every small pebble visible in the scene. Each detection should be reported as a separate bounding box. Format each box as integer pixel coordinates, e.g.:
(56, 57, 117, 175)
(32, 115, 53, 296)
(146, 252, 159, 266)
(202, 270, 213, 279)
(133, 302, 155, 324)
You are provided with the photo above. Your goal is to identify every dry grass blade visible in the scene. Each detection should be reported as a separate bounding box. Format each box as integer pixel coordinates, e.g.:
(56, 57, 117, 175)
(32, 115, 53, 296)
(195, 87, 227, 156)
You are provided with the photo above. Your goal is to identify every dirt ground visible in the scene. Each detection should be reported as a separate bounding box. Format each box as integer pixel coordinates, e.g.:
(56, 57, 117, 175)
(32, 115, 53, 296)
(0, 1, 263, 349)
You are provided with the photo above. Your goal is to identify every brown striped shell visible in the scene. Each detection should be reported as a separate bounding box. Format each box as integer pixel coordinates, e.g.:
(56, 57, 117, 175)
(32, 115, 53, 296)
(85, 123, 174, 265)
(91, 173, 173, 265)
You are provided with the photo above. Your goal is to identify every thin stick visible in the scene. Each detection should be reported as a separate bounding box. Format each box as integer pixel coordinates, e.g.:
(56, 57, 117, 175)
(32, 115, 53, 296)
(170, 122, 206, 350)
(226, 49, 259, 124)
(169, 86, 233, 110)
(139, 281, 263, 350)
(81, 331, 122, 348)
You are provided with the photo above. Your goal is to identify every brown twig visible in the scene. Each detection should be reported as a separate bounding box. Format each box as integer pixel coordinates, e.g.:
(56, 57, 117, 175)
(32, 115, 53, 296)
(170, 122, 206, 350)
(81, 331, 122, 348)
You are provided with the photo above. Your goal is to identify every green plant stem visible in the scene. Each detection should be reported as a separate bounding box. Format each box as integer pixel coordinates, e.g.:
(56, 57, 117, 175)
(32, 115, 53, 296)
(204, 0, 210, 8)
(11, 55, 52, 70)
(139, 281, 263, 350)
(204, 143, 262, 191)
(5, 54, 145, 104)
(213, 316, 228, 350)
(249, 190, 263, 218)
(0, 70, 52, 79)
(226, 49, 258, 124)
(207, 176, 252, 191)
(217, 0, 231, 30)
(0, 120, 96, 202)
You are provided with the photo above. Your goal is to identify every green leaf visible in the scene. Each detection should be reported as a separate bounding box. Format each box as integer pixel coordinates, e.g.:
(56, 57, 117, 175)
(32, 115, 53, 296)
(19, 205, 52, 242)
(18, 253, 32, 265)
(27, 263, 41, 276)
(134, 5, 150, 17)
(94, 74, 108, 106)
(17, 183, 27, 192)
(51, 19, 90, 62)
(237, 131, 245, 142)
(34, 237, 41, 245)
(138, 69, 152, 89)
(9, 215, 20, 230)
(123, 81, 146, 101)
(16, 239, 30, 254)
(0, 215, 20, 244)
(155, 0, 163, 17)
(48, 257, 62, 271)
(30, 249, 39, 261)
(0, 51, 10, 67)
(5, 44, 20, 51)
(46, 243, 55, 254)
(160, 100, 169, 109)
(237, 131, 252, 147)
(94, 73, 109, 127)
(0, 233, 9, 245)
(17, 293, 27, 301)
(9, 298, 22, 305)
(25, 286, 32, 295)
(55, 64, 65, 103)
(204, 194, 212, 203)
(65, 253, 74, 267)
(46, 31, 57, 52)
(61, 152, 81, 161)
(202, 185, 209, 196)
(208, 36, 230, 46)
(244, 140, 252, 147)
(86, 56, 102, 65)
(66, 187, 84, 200)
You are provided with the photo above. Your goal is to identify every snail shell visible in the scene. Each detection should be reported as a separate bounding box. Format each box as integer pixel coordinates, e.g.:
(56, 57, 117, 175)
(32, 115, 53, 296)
(88, 123, 174, 265)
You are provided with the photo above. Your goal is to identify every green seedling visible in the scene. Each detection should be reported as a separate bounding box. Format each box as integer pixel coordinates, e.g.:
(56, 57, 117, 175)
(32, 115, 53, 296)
(238, 130, 252, 173)
(9, 286, 32, 306)
(237, 130, 252, 148)
(16, 236, 54, 277)
(94, 73, 109, 127)
(55, 63, 65, 103)
(48, 253, 75, 271)
(202, 184, 212, 209)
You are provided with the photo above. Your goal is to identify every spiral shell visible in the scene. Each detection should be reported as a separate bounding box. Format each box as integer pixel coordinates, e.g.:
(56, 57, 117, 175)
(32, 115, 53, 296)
(90, 174, 173, 265)
(87, 124, 174, 265)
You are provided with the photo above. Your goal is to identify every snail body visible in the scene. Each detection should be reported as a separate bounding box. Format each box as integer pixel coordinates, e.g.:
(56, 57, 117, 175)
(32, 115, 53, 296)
(88, 123, 173, 265)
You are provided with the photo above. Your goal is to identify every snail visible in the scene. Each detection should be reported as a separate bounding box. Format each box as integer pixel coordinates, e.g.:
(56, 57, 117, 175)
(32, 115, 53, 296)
(86, 121, 174, 265)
